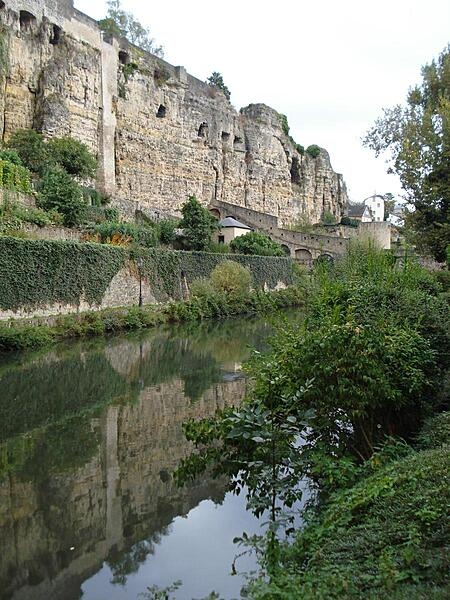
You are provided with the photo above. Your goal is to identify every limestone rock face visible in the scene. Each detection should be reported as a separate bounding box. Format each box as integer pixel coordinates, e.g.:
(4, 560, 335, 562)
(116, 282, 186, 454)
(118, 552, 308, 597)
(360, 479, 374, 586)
(0, 0, 348, 224)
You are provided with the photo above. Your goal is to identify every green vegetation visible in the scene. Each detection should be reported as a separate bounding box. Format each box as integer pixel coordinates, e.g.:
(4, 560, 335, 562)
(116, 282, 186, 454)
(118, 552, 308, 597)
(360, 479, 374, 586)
(176, 240, 449, 597)
(45, 137, 97, 179)
(0, 286, 304, 353)
(37, 166, 86, 226)
(278, 113, 305, 155)
(230, 231, 285, 256)
(206, 72, 231, 101)
(3, 129, 99, 227)
(306, 144, 321, 158)
(209, 260, 253, 295)
(179, 195, 218, 250)
(0, 159, 33, 194)
(99, 0, 163, 56)
(364, 45, 450, 262)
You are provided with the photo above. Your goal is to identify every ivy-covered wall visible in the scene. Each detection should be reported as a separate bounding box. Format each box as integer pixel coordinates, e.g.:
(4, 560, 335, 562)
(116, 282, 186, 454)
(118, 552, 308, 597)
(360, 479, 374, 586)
(0, 237, 295, 318)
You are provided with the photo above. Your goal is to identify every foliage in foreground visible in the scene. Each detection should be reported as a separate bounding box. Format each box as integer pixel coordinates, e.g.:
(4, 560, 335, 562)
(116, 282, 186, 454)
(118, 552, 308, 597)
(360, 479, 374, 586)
(176, 240, 449, 597)
(250, 413, 450, 599)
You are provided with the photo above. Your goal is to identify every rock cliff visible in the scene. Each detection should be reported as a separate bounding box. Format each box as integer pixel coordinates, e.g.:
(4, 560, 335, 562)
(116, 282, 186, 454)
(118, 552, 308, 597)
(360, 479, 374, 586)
(0, 0, 348, 225)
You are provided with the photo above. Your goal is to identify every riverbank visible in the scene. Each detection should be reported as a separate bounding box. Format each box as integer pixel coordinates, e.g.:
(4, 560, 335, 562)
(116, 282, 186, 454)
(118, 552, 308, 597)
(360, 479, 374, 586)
(0, 285, 305, 352)
(250, 411, 450, 599)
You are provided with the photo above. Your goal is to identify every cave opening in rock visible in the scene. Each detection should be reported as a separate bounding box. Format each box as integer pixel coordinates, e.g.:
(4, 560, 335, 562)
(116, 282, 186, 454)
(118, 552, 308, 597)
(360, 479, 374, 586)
(157, 104, 167, 118)
(20, 10, 37, 31)
(119, 50, 130, 65)
(50, 24, 61, 45)
(290, 156, 301, 185)
(198, 122, 208, 137)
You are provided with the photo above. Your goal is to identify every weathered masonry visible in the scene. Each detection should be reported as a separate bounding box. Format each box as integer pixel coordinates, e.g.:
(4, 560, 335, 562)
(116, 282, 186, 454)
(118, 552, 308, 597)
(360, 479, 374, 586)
(0, 0, 349, 226)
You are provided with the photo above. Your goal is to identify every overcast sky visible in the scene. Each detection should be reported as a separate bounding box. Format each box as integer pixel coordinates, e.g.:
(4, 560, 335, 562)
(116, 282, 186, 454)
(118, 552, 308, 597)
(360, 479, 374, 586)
(74, 0, 450, 203)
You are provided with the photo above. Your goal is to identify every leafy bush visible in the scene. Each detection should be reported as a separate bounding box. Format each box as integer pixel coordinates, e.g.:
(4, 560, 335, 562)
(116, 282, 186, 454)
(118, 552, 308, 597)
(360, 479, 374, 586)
(156, 217, 179, 245)
(7, 129, 49, 175)
(46, 137, 97, 179)
(209, 260, 253, 295)
(179, 196, 218, 250)
(0, 157, 33, 193)
(0, 149, 23, 166)
(230, 231, 284, 256)
(37, 167, 86, 226)
(93, 221, 158, 247)
(189, 277, 216, 298)
(306, 144, 321, 158)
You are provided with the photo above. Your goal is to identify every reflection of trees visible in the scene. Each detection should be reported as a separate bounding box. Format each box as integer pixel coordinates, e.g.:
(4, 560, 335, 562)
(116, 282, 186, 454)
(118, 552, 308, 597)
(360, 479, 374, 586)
(0, 350, 130, 441)
(107, 538, 157, 586)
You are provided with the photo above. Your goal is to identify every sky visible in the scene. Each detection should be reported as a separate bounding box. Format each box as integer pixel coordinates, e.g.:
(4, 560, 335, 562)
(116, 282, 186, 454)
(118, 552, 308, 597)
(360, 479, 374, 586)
(74, 0, 450, 203)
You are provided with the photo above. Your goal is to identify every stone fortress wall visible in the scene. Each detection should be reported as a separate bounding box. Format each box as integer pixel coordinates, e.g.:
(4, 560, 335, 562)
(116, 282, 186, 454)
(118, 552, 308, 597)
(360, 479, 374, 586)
(0, 0, 349, 227)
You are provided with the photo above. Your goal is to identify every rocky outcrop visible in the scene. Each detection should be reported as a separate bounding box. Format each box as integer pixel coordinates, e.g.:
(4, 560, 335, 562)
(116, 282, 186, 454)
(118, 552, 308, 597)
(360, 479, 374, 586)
(0, 0, 348, 225)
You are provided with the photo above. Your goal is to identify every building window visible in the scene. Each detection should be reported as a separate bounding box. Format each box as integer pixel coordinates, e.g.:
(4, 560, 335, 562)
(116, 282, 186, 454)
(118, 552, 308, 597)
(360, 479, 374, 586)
(218, 235, 225, 244)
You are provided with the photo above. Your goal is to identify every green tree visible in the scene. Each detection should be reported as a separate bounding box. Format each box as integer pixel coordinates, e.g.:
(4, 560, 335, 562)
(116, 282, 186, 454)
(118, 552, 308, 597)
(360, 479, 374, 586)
(7, 129, 49, 175)
(99, 0, 163, 56)
(206, 72, 231, 101)
(210, 260, 253, 295)
(179, 196, 217, 250)
(46, 137, 97, 179)
(38, 166, 86, 226)
(230, 231, 285, 256)
(364, 45, 450, 262)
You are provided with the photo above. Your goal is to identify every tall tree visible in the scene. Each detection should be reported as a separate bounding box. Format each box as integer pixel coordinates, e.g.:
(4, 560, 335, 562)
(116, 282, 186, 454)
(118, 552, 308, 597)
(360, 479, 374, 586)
(99, 0, 163, 56)
(364, 45, 450, 262)
(179, 196, 217, 251)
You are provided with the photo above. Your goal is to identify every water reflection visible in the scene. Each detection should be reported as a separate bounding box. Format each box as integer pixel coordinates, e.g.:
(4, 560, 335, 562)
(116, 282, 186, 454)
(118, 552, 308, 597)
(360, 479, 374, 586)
(0, 312, 300, 600)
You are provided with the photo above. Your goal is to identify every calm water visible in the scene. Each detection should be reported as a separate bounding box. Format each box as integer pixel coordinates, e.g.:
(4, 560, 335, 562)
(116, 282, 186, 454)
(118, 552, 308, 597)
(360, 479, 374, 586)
(0, 312, 304, 600)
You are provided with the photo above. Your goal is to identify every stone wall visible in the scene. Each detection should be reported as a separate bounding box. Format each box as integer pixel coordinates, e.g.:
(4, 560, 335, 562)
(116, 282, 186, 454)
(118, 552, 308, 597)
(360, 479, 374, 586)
(0, 0, 349, 228)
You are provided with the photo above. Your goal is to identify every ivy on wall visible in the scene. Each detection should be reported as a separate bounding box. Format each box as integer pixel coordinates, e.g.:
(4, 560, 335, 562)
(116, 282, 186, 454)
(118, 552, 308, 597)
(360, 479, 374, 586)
(139, 249, 295, 301)
(0, 237, 125, 311)
(0, 238, 294, 311)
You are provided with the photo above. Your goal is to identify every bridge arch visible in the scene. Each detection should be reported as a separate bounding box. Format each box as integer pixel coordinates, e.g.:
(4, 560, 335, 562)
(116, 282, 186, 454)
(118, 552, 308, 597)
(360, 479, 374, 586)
(281, 244, 291, 256)
(294, 248, 313, 264)
(209, 208, 221, 219)
(314, 253, 334, 266)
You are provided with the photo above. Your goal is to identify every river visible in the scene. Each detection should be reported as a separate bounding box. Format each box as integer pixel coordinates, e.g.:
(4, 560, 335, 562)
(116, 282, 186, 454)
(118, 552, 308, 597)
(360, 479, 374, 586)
(0, 312, 304, 600)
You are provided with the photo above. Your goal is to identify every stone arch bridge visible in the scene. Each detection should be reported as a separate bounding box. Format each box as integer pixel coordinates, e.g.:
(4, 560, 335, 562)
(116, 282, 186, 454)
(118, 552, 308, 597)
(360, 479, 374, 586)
(210, 200, 349, 265)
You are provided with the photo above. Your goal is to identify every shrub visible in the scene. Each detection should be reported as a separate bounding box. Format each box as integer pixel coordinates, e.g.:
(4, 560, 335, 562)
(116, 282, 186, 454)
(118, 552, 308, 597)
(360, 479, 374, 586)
(37, 166, 86, 227)
(0, 149, 23, 166)
(306, 144, 321, 158)
(156, 217, 179, 245)
(46, 137, 97, 179)
(93, 221, 158, 247)
(0, 159, 33, 193)
(7, 129, 49, 175)
(189, 277, 216, 298)
(230, 231, 284, 256)
(209, 260, 253, 295)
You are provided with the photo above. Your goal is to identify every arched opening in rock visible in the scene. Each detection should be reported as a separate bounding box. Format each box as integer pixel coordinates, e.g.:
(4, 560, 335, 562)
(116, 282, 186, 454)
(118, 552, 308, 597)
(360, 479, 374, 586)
(156, 104, 166, 118)
(20, 10, 37, 31)
(290, 156, 301, 185)
(221, 131, 230, 142)
(50, 24, 62, 45)
(198, 122, 208, 137)
(0, 3, 6, 10)
(118, 50, 130, 65)
(209, 208, 220, 219)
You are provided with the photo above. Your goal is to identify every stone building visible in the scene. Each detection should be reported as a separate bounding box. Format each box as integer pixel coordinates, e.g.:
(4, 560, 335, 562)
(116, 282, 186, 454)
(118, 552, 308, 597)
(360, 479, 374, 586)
(0, 0, 348, 226)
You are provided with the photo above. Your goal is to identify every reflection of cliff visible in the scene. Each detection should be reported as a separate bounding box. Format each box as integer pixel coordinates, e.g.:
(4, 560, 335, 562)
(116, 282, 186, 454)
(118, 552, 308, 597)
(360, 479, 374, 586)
(0, 375, 246, 600)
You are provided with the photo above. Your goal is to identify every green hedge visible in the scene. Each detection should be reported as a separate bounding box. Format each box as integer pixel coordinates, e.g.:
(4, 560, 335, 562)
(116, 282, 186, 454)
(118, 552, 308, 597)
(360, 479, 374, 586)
(0, 237, 295, 311)
(0, 237, 125, 311)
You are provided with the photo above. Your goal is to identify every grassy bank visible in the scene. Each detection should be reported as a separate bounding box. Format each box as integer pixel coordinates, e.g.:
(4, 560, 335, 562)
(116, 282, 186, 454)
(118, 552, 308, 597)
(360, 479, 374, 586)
(0, 285, 305, 353)
(251, 411, 450, 599)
